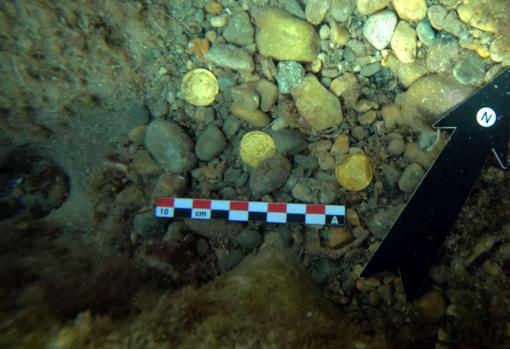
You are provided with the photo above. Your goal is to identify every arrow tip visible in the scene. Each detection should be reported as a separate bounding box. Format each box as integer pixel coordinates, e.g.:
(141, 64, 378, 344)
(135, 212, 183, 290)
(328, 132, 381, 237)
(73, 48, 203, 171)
(399, 264, 428, 301)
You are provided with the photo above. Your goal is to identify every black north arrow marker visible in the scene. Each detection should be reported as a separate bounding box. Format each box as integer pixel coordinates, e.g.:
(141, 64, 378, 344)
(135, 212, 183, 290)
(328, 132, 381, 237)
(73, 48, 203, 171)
(361, 68, 510, 301)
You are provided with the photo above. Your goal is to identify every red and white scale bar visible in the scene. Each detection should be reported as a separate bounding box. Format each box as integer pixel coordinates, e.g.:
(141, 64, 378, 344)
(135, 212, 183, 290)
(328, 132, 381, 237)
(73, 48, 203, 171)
(155, 198, 345, 225)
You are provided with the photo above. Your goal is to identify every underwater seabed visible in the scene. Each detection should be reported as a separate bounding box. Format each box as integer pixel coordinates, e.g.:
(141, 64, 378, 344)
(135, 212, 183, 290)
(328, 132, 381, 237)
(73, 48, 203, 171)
(1, 0, 510, 348)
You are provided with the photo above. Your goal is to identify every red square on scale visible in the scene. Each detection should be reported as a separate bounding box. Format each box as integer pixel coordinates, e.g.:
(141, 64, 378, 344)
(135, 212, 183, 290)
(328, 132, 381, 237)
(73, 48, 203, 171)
(193, 199, 211, 209)
(230, 200, 249, 211)
(268, 202, 287, 213)
(306, 204, 325, 214)
(156, 198, 174, 207)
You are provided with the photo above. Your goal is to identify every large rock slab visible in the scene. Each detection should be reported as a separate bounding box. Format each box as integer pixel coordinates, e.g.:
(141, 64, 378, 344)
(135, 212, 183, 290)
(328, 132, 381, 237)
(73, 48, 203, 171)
(396, 74, 474, 124)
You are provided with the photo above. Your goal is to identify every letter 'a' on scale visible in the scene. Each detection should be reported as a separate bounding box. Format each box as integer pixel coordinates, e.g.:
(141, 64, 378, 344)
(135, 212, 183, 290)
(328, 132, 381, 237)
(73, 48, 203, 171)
(361, 67, 510, 301)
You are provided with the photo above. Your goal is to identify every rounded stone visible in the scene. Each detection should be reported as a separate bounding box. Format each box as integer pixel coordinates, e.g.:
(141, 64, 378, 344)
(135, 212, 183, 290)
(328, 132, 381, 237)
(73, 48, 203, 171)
(249, 154, 292, 196)
(291, 75, 343, 131)
(276, 61, 305, 94)
(335, 152, 373, 191)
(205, 43, 255, 72)
(331, 0, 356, 22)
(391, 21, 417, 64)
(239, 131, 277, 167)
(144, 119, 197, 173)
(357, 0, 389, 16)
(236, 229, 263, 249)
(181, 69, 219, 106)
(398, 163, 425, 193)
(195, 126, 227, 161)
(305, 0, 330, 25)
(271, 128, 308, 156)
(415, 290, 446, 322)
(223, 12, 254, 46)
(251, 7, 320, 62)
(392, 0, 427, 22)
(416, 20, 436, 46)
(452, 54, 486, 86)
(363, 10, 398, 50)
(387, 137, 405, 156)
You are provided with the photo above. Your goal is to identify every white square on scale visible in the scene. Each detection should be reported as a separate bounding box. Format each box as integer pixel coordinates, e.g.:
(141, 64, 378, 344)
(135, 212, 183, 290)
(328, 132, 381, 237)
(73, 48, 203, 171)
(286, 203, 307, 214)
(305, 214, 326, 225)
(229, 210, 249, 222)
(174, 198, 193, 209)
(248, 201, 268, 212)
(325, 205, 345, 216)
(266, 212, 286, 223)
(211, 200, 230, 211)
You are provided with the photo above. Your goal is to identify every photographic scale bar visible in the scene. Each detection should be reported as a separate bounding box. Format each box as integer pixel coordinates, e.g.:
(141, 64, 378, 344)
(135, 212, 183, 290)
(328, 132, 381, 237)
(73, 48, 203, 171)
(154, 198, 345, 225)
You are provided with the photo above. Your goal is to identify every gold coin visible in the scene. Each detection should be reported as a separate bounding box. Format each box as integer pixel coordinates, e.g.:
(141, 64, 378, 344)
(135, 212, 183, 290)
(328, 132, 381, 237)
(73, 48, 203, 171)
(335, 153, 373, 191)
(239, 131, 277, 167)
(181, 68, 219, 106)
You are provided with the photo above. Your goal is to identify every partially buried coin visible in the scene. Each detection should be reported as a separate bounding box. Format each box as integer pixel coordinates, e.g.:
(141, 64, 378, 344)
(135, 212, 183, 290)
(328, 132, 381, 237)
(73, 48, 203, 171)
(181, 68, 219, 106)
(239, 131, 277, 167)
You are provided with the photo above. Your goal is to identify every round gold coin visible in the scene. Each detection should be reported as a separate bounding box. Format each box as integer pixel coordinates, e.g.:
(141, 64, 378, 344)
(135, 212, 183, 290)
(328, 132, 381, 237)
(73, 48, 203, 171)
(335, 153, 373, 191)
(181, 68, 219, 106)
(239, 131, 277, 167)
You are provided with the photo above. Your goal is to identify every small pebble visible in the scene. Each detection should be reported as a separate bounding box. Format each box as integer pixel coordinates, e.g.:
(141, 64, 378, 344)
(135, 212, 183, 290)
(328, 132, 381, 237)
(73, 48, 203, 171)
(356, 277, 380, 292)
(335, 152, 373, 191)
(346, 208, 361, 226)
(415, 290, 446, 322)
(453, 53, 486, 86)
(331, 134, 350, 155)
(205, 43, 254, 71)
(416, 19, 436, 46)
(132, 149, 161, 176)
(398, 163, 425, 193)
(367, 205, 402, 238)
(391, 21, 417, 63)
(381, 163, 400, 185)
(151, 173, 187, 201)
(276, 61, 305, 94)
(360, 63, 381, 77)
(210, 14, 228, 28)
(351, 126, 366, 140)
(387, 136, 405, 156)
(328, 227, 353, 248)
(128, 125, 146, 145)
(358, 110, 378, 125)
(256, 79, 279, 112)
(330, 22, 350, 47)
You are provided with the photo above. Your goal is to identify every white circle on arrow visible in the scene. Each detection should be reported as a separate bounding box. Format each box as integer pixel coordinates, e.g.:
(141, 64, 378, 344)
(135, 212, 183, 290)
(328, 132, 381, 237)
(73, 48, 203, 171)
(476, 107, 497, 127)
